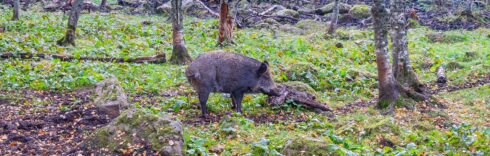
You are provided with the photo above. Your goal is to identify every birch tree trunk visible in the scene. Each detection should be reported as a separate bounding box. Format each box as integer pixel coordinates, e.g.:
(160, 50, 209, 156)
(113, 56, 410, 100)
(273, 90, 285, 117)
(390, 0, 425, 94)
(11, 0, 20, 21)
(372, 0, 399, 113)
(170, 0, 192, 65)
(57, 0, 83, 46)
(327, 0, 339, 35)
(217, 0, 234, 46)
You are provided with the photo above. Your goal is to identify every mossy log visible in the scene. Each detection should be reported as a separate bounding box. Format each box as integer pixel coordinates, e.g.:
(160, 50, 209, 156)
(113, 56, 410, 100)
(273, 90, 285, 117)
(0, 52, 166, 64)
(267, 84, 332, 111)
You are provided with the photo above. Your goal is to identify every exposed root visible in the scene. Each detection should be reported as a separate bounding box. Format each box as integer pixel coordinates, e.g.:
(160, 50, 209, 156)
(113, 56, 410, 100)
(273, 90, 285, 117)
(266, 84, 332, 112)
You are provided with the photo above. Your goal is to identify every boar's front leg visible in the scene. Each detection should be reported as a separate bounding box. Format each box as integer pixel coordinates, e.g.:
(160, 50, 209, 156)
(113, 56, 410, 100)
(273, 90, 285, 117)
(231, 91, 244, 113)
(198, 89, 210, 117)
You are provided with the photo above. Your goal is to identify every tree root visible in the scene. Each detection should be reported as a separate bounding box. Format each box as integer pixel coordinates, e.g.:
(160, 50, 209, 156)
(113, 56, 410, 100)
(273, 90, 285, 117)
(267, 84, 332, 112)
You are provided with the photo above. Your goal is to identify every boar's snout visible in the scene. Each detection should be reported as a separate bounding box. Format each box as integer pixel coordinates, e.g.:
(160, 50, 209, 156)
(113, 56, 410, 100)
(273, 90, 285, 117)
(261, 87, 280, 96)
(257, 62, 278, 96)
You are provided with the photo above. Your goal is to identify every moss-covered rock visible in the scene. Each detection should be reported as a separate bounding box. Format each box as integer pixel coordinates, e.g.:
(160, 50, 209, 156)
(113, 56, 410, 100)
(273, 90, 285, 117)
(346, 68, 377, 80)
(273, 9, 299, 18)
(298, 7, 314, 14)
(283, 136, 331, 156)
(364, 117, 401, 136)
(278, 24, 305, 35)
(286, 63, 320, 89)
(349, 4, 370, 19)
(91, 109, 183, 155)
(281, 81, 317, 95)
(426, 32, 467, 43)
(254, 18, 280, 29)
(295, 19, 325, 34)
(315, 2, 352, 15)
(94, 77, 129, 118)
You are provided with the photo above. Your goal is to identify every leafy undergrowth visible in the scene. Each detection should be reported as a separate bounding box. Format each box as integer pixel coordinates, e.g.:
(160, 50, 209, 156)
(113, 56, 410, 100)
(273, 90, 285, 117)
(0, 6, 489, 155)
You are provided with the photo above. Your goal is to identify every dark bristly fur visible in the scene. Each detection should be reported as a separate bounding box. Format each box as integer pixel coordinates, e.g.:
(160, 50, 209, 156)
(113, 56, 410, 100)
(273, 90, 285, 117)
(186, 51, 278, 117)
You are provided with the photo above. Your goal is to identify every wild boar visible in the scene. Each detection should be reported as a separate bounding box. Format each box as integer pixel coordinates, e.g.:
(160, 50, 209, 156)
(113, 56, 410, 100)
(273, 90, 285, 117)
(185, 51, 278, 117)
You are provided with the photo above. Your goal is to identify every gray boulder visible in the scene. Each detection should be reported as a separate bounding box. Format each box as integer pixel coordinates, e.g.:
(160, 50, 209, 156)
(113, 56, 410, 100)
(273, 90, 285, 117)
(94, 77, 129, 118)
(91, 109, 184, 155)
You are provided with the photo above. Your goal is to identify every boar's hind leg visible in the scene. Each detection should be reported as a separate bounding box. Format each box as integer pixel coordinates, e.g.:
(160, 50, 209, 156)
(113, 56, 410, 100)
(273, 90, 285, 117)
(231, 92, 244, 113)
(231, 96, 236, 109)
(198, 89, 210, 117)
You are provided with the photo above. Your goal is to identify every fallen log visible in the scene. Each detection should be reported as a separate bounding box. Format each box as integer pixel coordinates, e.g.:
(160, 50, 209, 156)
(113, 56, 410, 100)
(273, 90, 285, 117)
(117, 0, 140, 7)
(259, 5, 285, 16)
(267, 84, 332, 112)
(0, 52, 166, 64)
(195, 0, 219, 17)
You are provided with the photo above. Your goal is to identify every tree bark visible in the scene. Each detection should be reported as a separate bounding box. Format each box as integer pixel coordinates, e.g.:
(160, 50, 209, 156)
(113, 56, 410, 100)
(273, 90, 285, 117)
(327, 0, 339, 35)
(436, 65, 447, 85)
(372, 0, 399, 113)
(57, 0, 83, 46)
(169, 0, 192, 65)
(100, 0, 107, 8)
(390, 0, 425, 94)
(11, 0, 20, 21)
(217, 0, 234, 46)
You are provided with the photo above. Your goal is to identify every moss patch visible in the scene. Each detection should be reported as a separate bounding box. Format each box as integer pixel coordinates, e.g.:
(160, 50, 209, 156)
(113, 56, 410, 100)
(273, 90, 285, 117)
(426, 32, 467, 43)
(281, 81, 317, 96)
(286, 62, 320, 90)
(283, 136, 332, 155)
(295, 19, 325, 34)
(91, 109, 183, 154)
(316, 2, 352, 14)
(349, 5, 370, 19)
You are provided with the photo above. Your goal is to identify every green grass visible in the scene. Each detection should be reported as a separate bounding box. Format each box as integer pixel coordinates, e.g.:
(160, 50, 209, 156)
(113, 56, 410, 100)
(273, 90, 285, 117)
(0, 6, 489, 155)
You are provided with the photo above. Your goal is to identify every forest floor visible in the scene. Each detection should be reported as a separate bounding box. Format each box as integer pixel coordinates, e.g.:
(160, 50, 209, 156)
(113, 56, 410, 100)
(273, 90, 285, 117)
(0, 4, 489, 155)
(1, 77, 488, 154)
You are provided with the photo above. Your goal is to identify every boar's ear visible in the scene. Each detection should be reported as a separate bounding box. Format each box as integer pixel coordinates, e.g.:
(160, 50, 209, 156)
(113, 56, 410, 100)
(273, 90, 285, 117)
(257, 62, 268, 77)
(263, 61, 269, 65)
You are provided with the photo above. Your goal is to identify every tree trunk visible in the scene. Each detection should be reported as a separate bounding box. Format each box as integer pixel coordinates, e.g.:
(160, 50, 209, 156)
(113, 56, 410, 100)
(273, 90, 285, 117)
(169, 0, 192, 65)
(11, 0, 20, 21)
(372, 0, 399, 113)
(327, 0, 339, 35)
(57, 0, 83, 46)
(462, 0, 474, 18)
(390, 0, 425, 94)
(217, 0, 234, 46)
(100, 0, 107, 8)
(436, 65, 447, 85)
